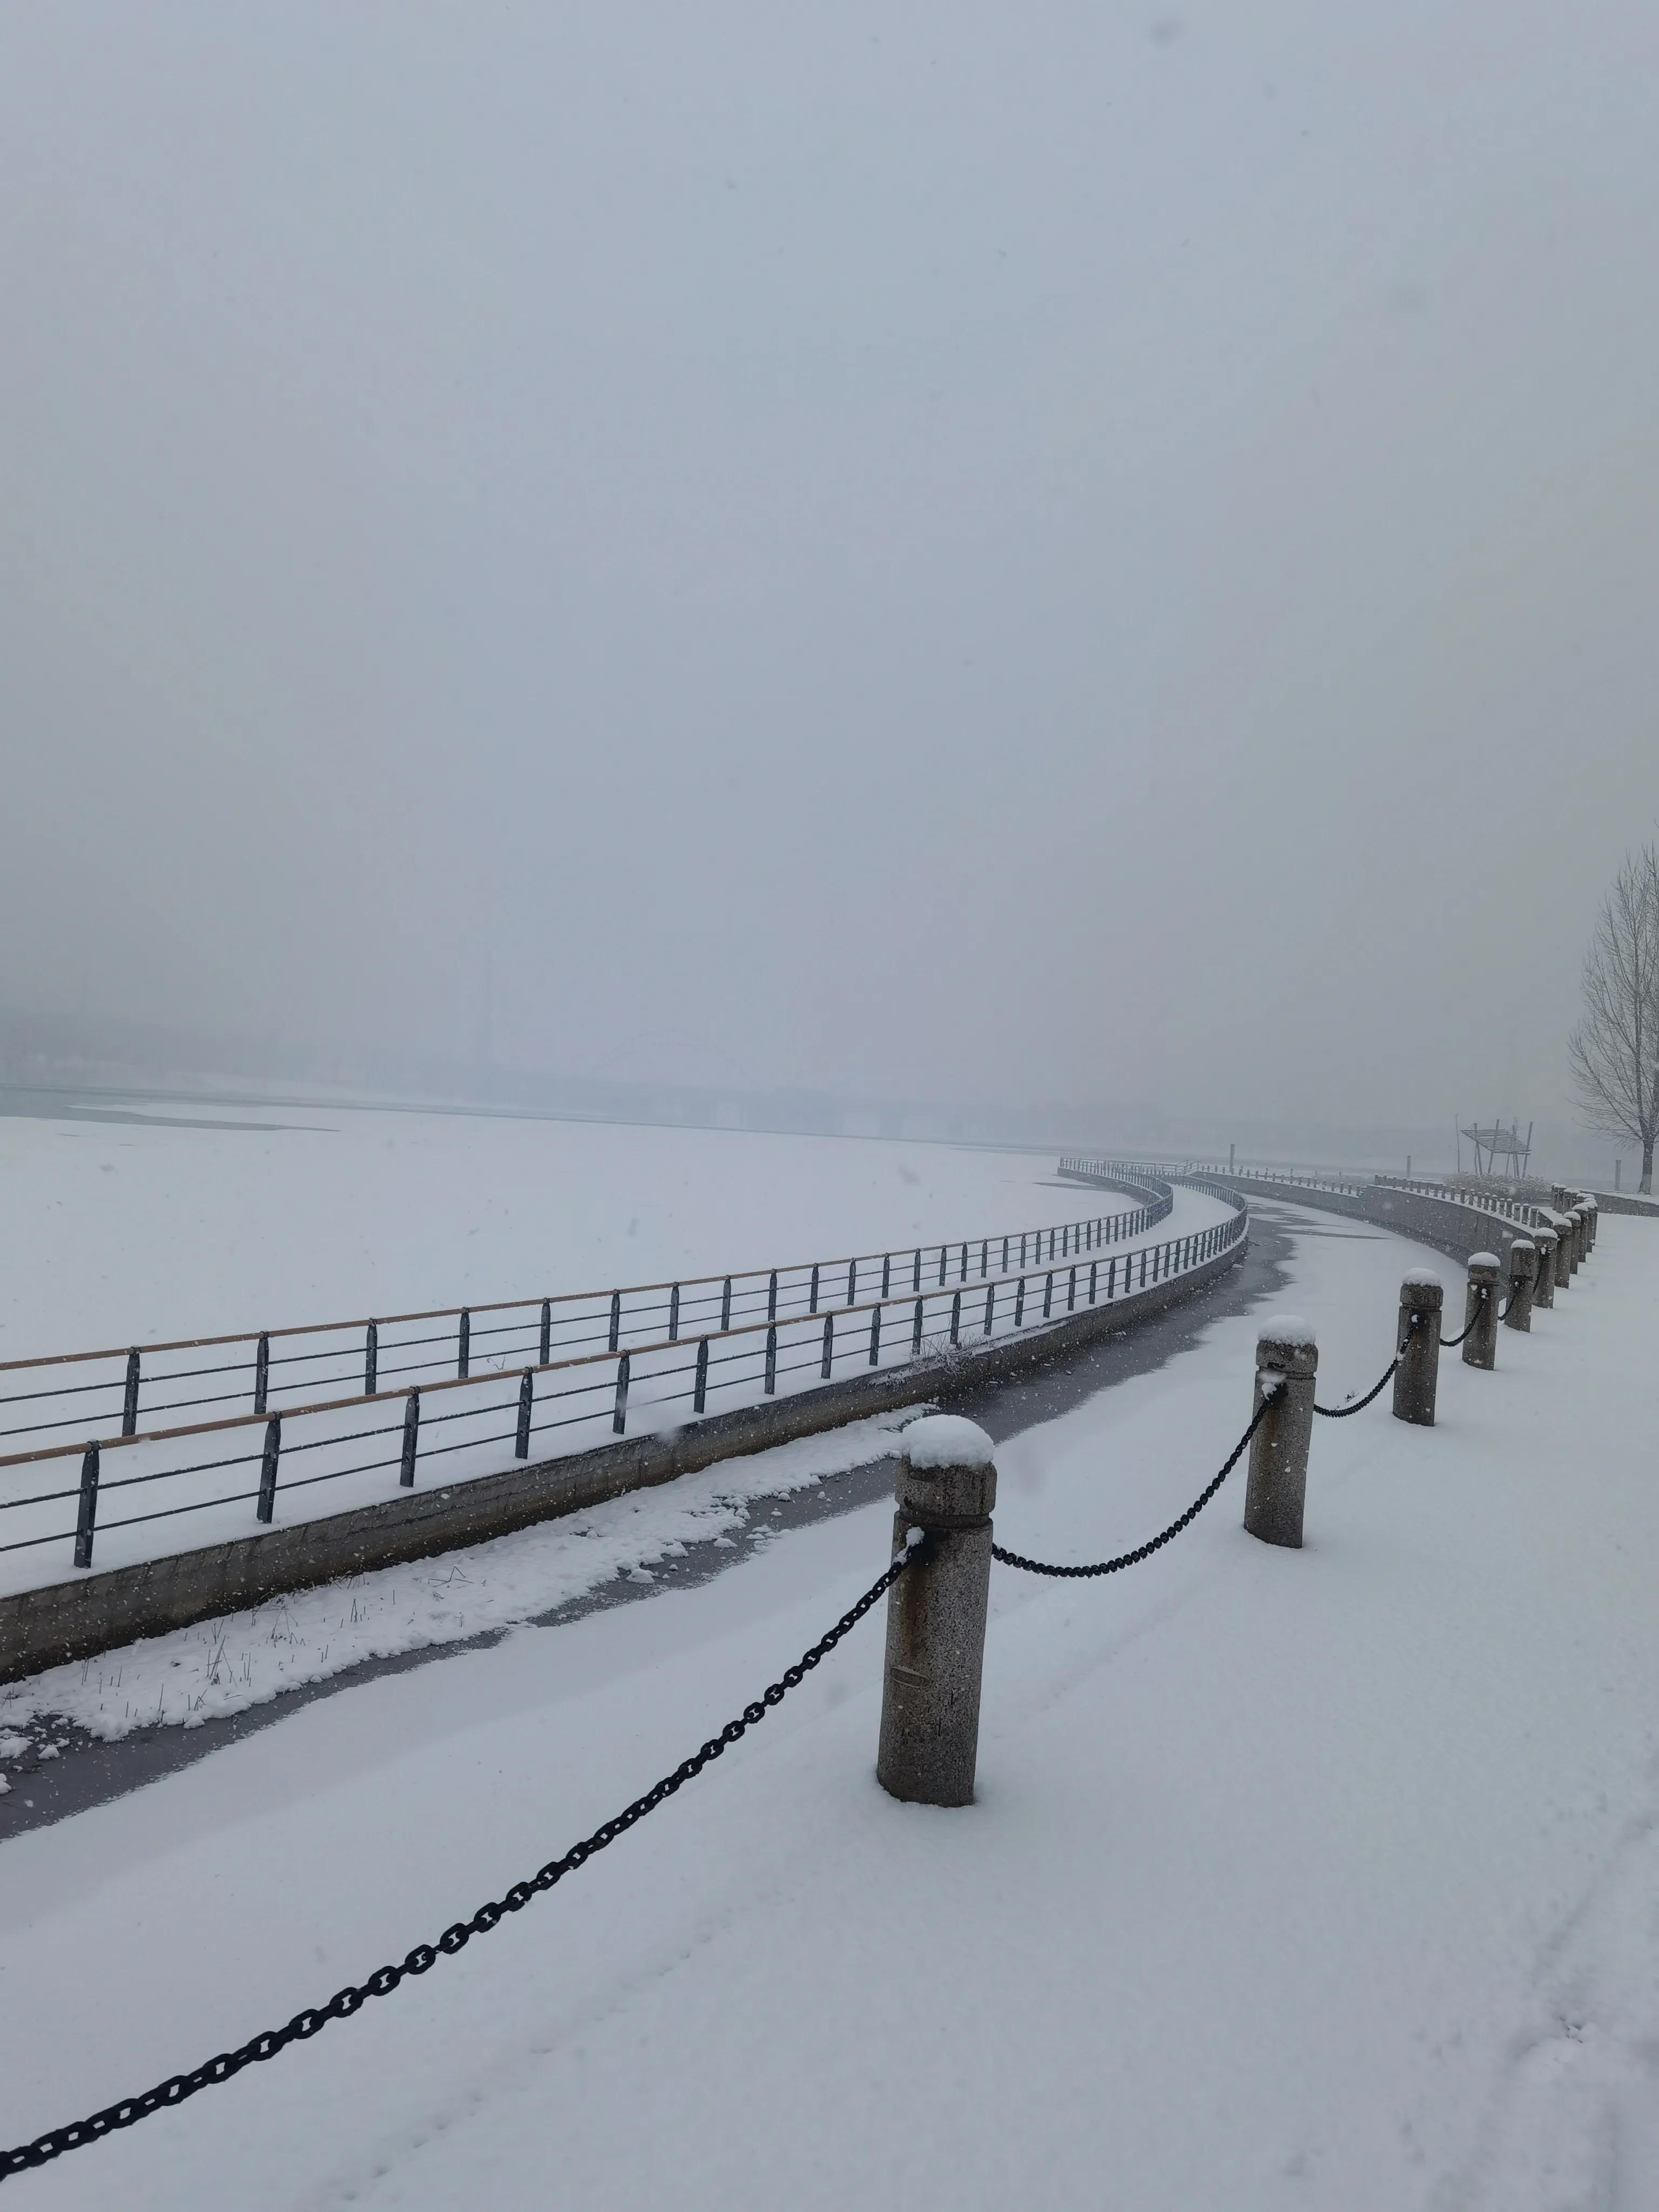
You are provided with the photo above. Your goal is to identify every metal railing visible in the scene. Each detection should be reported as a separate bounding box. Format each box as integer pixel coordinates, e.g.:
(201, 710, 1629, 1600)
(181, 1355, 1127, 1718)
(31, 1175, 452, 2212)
(1063, 1155, 1368, 1201)
(1, 1178, 1252, 1580)
(0, 1179, 1174, 1463)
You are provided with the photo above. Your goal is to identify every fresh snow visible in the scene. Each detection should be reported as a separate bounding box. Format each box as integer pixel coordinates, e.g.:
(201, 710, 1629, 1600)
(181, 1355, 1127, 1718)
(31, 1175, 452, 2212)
(1259, 1309, 1315, 1344)
(898, 1413, 994, 1468)
(0, 1105, 1125, 1361)
(0, 1411, 924, 1745)
(1, 1201, 1655, 2209)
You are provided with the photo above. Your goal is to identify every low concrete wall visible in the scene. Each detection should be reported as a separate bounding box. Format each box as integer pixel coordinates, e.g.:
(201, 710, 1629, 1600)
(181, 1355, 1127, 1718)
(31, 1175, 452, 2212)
(1589, 1189, 1659, 1218)
(0, 1234, 1245, 1684)
(1199, 1172, 1537, 1269)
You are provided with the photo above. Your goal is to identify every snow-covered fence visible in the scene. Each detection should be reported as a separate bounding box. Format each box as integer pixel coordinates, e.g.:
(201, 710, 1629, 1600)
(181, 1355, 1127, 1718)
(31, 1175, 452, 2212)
(0, 1180, 1175, 1467)
(0, 1181, 1248, 1661)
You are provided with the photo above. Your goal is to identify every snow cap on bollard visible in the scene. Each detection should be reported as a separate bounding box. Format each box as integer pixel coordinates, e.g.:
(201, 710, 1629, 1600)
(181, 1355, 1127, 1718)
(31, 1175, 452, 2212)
(901, 1414, 995, 1469)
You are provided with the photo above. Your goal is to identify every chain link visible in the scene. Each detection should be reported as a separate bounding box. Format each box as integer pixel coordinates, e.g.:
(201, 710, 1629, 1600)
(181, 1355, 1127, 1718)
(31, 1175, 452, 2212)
(990, 1394, 1272, 1579)
(0, 1550, 912, 2186)
(1440, 1285, 1489, 1349)
(1312, 1357, 1399, 1417)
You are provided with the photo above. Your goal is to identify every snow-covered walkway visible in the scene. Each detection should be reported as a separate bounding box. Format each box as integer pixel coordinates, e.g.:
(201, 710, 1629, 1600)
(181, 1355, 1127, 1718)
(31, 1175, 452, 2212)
(1, 1203, 1655, 2209)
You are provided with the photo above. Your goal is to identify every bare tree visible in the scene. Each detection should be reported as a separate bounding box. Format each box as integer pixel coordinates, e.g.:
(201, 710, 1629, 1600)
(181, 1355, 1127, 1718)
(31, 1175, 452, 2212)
(1569, 846, 1659, 1192)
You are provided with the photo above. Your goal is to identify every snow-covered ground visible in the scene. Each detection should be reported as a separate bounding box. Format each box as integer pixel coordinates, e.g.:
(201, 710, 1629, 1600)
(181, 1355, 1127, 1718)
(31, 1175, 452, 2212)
(2, 1201, 1655, 2208)
(0, 1104, 1090, 1359)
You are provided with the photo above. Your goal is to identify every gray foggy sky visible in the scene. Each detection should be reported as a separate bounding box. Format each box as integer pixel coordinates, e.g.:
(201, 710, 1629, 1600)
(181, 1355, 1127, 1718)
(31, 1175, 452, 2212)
(3, 1, 1657, 1130)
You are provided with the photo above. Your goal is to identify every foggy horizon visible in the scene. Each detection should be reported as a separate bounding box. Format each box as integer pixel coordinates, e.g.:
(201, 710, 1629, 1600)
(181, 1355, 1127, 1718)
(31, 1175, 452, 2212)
(5, 3, 1658, 1140)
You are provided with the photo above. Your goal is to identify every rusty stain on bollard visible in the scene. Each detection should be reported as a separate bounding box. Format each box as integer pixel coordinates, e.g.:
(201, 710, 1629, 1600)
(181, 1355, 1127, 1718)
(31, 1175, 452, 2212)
(1463, 1253, 1500, 1371)
(1504, 1239, 1536, 1333)
(1392, 1272, 1442, 1426)
(1243, 1318, 1317, 1550)
(877, 1414, 996, 1809)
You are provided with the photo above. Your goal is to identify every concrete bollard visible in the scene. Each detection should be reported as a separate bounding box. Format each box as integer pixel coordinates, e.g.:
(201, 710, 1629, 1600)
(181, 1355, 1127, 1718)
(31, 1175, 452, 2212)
(1569, 1206, 1588, 1271)
(1504, 1239, 1536, 1333)
(1553, 1213, 1574, 1289)
(1463, 1253, 1500, 1370)
(1534, 1229, 1557, 1308)
(1392, 1271, 1442, 1425)
(1243, 1317, 1317, 1550)
(877, 1414, 996, 1808)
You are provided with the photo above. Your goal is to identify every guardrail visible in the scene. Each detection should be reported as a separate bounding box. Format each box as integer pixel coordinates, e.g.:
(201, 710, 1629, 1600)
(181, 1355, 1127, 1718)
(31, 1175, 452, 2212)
(1, 1175, 1252, 1583)
(0, 1181, 1176, 1464)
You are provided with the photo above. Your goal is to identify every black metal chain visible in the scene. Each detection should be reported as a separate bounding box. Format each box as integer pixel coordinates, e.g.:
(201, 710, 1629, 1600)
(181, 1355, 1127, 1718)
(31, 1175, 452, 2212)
(1440, 1286, 1489, 1349)
(990, 1394, 1273, 1579)
(0, 1550, 914, 2187)
(1313, 1309, 1422, 1418)
(1312, 1358, 1398, 1417)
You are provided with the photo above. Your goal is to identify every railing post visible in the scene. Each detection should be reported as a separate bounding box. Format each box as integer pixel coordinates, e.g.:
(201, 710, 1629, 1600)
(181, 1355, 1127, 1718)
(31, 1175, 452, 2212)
(254, 1331, 270, 1416)
(1243, 1320, 1317, 1549)
(821, 1312, 834, 1378)
(608, 1291, 622, 1352)
(1534, 1230, 1557, 1308)
(1463, 1253, 1500, 1371)
(516, 1370, 534, 1457)
(810, 1264, 820, 1314)
(721, 1278, 733, 1330)
(458, 1310, 470, 1378)
(74, 1442, 100, 1568)
(1393, 1273, 1442, 1425)
(769, 1271, 779, 1321)
(1503, 1239, 1536, 1333)
(122, 1349, 141, 1437)
(869, 1306, 882, 1364)
(257, 1414, 281, 1520)
(365, 1321, 379, 1396)
(540, 1300, 552, 1365)
(400, 1388, 420, 1485)
(694, 1337, 710, 1412)
(764, 1327, 777, 1394)
(668, 1284, 680, 1341)
(613, 1351, 631, 1432)
(876, 1415, 996, 1808)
